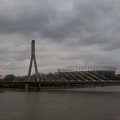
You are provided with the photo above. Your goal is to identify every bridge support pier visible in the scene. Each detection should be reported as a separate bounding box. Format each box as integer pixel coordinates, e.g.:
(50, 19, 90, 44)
(25, 83, 29, 91)
(37, 83, 41, 90)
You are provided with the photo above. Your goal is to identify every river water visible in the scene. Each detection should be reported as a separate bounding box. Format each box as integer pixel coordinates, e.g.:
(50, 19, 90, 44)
(0, 86, 120, 120)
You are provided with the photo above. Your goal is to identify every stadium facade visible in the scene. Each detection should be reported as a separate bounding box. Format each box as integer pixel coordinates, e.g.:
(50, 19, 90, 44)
(57, 66, 116, 81)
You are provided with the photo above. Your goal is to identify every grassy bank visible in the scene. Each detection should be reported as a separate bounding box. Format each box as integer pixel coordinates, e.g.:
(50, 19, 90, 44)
(0, 83, 119, 92)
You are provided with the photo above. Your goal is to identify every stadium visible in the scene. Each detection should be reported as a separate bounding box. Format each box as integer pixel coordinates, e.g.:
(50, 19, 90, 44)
(39, 66, 117, 82)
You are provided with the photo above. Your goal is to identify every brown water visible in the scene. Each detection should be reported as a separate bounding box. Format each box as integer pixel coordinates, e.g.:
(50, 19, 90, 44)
(0, 86, 120, 120)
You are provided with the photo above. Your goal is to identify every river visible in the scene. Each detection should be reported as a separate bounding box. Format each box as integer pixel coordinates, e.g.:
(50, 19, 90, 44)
(0, 86, 120, 120)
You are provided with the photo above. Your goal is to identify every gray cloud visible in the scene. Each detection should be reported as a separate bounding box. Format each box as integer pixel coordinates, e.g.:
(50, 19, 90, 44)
(0, 0, 120, 75)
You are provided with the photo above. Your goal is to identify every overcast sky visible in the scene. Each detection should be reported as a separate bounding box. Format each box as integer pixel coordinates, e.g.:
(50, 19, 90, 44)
(0, 0, 120, 75)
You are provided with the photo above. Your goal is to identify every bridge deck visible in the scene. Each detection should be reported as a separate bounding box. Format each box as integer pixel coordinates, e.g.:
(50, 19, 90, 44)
(1, 80, 120, 84)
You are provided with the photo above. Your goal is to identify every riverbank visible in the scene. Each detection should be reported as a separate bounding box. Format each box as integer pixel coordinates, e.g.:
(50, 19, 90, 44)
(0, 83, 119, 92)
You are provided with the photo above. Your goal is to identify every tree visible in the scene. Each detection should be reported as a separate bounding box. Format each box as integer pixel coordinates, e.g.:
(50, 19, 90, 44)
(4, 74, 15, 81)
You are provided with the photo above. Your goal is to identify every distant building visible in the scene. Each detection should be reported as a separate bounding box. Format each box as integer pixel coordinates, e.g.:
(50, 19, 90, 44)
(57, 66, 116, 81)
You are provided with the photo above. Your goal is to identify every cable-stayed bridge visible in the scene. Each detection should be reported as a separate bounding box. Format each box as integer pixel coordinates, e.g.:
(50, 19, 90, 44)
(0, 40, 120, 90)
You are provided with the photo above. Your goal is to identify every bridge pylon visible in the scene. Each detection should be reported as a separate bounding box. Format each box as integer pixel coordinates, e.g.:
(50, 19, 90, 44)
(25, 40, 40, 90)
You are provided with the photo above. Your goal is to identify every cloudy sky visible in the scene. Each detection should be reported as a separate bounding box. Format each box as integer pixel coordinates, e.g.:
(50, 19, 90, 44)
(0, 0, 120, 75)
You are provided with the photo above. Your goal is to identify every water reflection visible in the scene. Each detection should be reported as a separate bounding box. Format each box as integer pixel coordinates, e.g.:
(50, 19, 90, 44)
(0, 86, 120, 120)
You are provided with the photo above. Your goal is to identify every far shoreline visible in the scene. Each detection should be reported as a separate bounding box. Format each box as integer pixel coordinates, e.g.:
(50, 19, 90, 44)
(0, 84, 120, 92)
